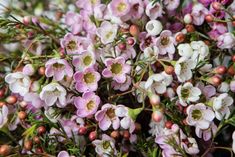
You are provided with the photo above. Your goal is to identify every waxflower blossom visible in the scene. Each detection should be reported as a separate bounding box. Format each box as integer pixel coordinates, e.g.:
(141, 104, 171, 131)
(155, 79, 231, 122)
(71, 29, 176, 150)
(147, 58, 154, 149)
(217, 33, 235, 49)
(45, 58, 73, 81)
(145, 2, 163, 20)
(195, 122, 217, 141)
(212, 93, 233, 120)
(186, 103, 215, 130)
(74, 68, 101, 93)
(191, 3, 208, 25)
(65, 12, 83, 34)
(109, 0, 130, 17)
(155, 30, 175, 58)
(115, 105, 135, 133)
(111, 75, 131, 91)
(24, 92, 44, 109)
(72, 50, 96, 71)
(92, 134, 117, 156)
(74, 92, 100, 118)
(164, 0, 180, 10)
(190, 41, 209, 61)
(95, 104, 120, 131)
(40, 82, 67, 107)
(175, 57, 197, 82)
(143, 46, 159, 63)
(0, 105, 8, 128)
(102, 57, 131, 84)
(177, 82, 201, 106)
(5, 72, 31, 96)
(96, 21, 118, 44)
(145, 72, 173, 94)
(61, 33, 82, 54)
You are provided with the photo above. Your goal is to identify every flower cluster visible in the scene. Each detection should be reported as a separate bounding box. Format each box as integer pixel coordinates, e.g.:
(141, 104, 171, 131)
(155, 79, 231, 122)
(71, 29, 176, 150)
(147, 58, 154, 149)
(0, 0, 235, 156)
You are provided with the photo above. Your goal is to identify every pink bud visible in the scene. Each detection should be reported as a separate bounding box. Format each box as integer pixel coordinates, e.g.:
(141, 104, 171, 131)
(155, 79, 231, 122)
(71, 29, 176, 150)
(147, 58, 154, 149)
(152, 110, 163, 122)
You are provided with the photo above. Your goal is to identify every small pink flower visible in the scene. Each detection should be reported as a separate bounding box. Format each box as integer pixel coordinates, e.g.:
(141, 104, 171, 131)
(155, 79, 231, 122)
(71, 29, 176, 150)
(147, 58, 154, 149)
(65, 12, 83, 34)
(61, 33, 86, 54)
(186, 103, 215, 130)
(102, 57, 131, 84)
(45, 58, 73, 81)
(23, 64, 35, 76)
(111, 75, 131, 91)
(191, 3, 208, 25)
(74, 68, 101, 93)
(145, 1, 163, 20)
(128, 0, 144, 19)
(195, 122, 217, 141)
(217, 32, 235, 49)
(74, 92, 100, 118)
(109, 0, 130, 17)
(155, 30, 175, 57)
(164, 0, 180, 10)
(95, 104, 120, 131)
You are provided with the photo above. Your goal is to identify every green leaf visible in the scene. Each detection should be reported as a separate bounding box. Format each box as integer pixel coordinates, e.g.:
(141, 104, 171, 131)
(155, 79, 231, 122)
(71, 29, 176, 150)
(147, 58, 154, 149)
(128, 107, 143, 121)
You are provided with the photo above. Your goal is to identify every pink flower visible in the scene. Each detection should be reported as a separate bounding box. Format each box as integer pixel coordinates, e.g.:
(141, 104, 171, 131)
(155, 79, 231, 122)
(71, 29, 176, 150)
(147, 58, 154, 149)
(155, 30, 175, 58)
(65, 12, 83, 34)
(139, 32, 155, 51)
(186, 103, 215, 130)
(195, 122, 217, 141)
(61, 33, 87, 54)
(96, 21, 118, 44)
(74, 92, 100, 118)
(164, 0, 180, 10)
(111, 75, 131, 91)
(208, 23, 227, 40)
(191, 3, 208, 25)
(72, 50, 96, 71)
(24, 92, 44, 109)
(74, 68, 101, 93)
(23, 64, 35, 76)
(95, 104, 120, 131)
(102, 57, 131, 84)
(109, 0, 130, 17)
(128, 0, 144, 19)
(217, 32, 235, 49)
(145, 1, 163, 20)
(45, 58, 73, 81)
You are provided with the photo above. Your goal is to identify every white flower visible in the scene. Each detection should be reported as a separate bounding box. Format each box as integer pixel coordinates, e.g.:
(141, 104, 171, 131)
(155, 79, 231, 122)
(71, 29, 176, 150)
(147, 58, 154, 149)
(186, 103, 215, 130)
(199, 64, 212, 74)
(177, 43, 194, 58)
(45, 107, 61, 123)
(143, 46, 159, 63)
(175, 57, 196, 82)
(177, 41, 209, 62)
(145, 20, 162, 36)
(40, 82, 67, 107)
(115, 105, 135, 133)
(145, 72, 173, 94)
(92, 134, 117, 157)
(0, 105, 8, 128)
(177, 82, 201, 106)
(218, 82, 229, 93)
(191, 41, 209, 61)
(212, 93, 233, 120)
(96, 21, 118, 44)
(5, 72, 31, 96)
